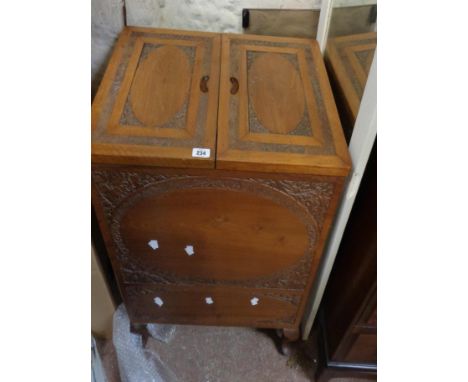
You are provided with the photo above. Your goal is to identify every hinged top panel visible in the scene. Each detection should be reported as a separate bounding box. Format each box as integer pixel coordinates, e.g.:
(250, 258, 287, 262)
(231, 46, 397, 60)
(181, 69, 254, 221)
(326, 32, 377, 121)
(92, 27, 220, 169)
(217, 34, 350, 176)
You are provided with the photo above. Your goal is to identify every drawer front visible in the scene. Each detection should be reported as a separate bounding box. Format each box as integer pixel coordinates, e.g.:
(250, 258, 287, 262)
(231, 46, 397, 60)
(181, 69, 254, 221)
(123, 284, 302, 328)
(92, 167, 338, 290)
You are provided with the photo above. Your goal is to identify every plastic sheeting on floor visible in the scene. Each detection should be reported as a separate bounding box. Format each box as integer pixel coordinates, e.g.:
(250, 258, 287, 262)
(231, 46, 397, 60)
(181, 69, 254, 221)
(112, 304, 178, 382)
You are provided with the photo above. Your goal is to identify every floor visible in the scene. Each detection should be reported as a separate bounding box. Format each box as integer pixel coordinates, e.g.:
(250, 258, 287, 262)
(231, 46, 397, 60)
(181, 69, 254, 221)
(96, 324, 370, 382)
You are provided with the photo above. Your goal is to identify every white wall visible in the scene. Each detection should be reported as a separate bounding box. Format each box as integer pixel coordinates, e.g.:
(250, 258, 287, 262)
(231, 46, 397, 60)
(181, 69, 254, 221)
(125, 0, 321, 33)
(91, 0, 323, 96)
(91, 0, 124, 97)
(91, 0, 376, 95)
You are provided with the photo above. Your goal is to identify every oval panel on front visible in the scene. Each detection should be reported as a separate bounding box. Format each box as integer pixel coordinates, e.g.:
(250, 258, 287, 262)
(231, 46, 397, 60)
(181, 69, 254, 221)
(129, 45, 191, 126)
(249, 53, 305, 134)
(119, 188, 309, 282)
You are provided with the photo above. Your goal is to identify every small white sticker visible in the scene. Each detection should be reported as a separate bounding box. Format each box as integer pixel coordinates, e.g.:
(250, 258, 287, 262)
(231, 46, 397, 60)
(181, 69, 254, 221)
(154, 297, 164, 307)
(192, 148, 211, 158)
(205, 297, 214, 305)
(148, 240, 159, 250)
(185, 245, 195, 256)
(250, 297, 259, 306)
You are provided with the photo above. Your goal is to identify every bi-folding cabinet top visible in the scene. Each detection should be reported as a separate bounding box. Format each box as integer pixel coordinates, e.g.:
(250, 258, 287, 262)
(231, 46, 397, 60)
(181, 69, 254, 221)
(92, 27, 350, 341)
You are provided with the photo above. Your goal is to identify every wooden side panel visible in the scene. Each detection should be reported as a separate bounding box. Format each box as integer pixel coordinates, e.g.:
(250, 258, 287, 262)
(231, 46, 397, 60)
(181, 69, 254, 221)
(217, 33, 350, 176)
(92, 27, 221, 169)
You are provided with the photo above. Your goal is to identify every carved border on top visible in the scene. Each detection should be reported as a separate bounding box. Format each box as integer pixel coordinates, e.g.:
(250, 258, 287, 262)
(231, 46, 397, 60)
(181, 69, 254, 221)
(92, 168, 335, 290)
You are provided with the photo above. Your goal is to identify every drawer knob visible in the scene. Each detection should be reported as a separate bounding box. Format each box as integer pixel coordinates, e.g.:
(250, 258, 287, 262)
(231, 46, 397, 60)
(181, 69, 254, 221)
(250, 297, 259, 306)
(148, 239, 159, 250)
(185, 245, 195, 256)
(205, 297, 214, 305)
(153, 297, 164, 307)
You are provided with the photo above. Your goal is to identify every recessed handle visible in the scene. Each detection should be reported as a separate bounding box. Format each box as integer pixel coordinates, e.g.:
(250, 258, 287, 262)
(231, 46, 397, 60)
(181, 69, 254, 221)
(200, 75, 209, 92)
(230, 77, 239, 95)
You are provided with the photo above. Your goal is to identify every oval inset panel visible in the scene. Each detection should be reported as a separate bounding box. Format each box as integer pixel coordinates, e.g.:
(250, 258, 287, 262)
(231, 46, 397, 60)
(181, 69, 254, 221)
(119, 188, 309, 282)
(249, 53, 305, 134)
(129, 45, 191, 126)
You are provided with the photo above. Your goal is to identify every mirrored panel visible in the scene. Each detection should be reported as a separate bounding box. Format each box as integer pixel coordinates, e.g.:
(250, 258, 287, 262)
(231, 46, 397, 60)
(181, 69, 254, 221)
(325, 0, 377, 141)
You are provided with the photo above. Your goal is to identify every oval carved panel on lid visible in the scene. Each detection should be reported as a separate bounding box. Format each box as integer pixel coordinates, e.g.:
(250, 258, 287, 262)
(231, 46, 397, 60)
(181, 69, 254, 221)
(119, 188, 309, 282)
(249, 53, 305, 134)
(129, 45, 191, 126)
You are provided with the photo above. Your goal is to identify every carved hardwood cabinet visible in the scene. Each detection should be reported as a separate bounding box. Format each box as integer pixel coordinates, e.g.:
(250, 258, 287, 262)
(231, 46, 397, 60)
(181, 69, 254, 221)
(92, 27, 350, 346)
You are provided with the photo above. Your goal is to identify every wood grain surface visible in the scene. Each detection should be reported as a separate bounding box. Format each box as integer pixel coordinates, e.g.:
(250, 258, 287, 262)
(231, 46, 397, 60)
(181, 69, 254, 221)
(92, 27, 220, 169)
(92, 164, 346, 330)
(249, 53, 305, 134)
(217, 33, 350, 175)
(120, 188, 309, 281)
(91, 27, 351, 334)
(129, 45, 191, 126)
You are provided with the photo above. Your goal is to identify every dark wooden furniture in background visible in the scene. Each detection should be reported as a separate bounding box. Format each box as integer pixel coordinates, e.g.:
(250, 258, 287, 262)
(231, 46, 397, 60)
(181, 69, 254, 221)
(316, 32, 377, 381)
(91, 27, 350, 352)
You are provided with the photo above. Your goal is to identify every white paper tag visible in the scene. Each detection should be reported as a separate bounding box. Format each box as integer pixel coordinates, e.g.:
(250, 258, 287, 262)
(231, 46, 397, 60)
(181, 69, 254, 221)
(192, 148, 211, 158)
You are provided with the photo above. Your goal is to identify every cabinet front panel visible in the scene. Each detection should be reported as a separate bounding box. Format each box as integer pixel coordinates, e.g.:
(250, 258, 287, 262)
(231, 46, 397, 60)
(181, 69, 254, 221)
(92, 166, 337, 290)
(124, 284, 302, 328)
(217, 34, 350, 175)
(120, 188, 309, 282)
(92, 27, 221, 168)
